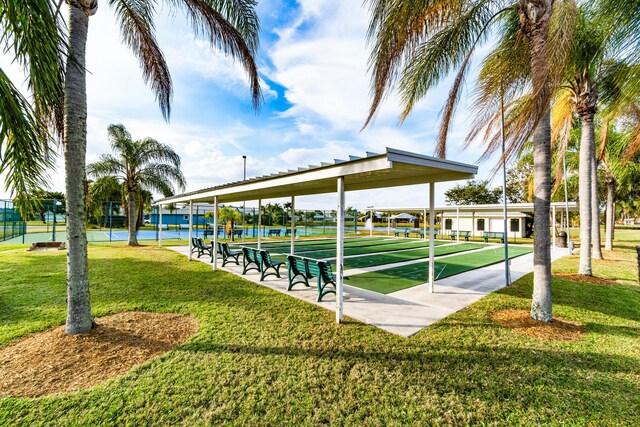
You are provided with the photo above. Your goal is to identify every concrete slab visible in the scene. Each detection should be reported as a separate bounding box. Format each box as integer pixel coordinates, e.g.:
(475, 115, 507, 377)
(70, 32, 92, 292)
(166, 245, 570, 338)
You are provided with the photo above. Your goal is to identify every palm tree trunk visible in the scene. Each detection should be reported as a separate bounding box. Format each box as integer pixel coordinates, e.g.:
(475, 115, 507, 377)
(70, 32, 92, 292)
(127, 191, 139, 246)
(605, 177, 615, 250)
(64, 4, 93, 334)
(591, 155, 603, 259)
(527, 5, 553, 322)
(578, 115, 593, 275)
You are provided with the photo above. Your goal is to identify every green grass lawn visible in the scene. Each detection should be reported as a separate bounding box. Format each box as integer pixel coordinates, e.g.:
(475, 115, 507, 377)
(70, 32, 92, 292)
(0, 234, 639, 425)
(346, 245, 534, 294)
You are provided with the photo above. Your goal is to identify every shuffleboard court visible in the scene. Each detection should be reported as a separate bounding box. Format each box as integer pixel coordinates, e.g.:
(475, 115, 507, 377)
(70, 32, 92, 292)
(342, 242, 485, 269)
(241, 237, 417, 254)
(288, 239, 449, 259)
(346, 245, 533, 294)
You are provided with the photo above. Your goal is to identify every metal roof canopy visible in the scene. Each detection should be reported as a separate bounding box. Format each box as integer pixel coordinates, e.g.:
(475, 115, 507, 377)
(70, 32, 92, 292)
(366, 202, 579, 214)
(155, 148, 478, 205)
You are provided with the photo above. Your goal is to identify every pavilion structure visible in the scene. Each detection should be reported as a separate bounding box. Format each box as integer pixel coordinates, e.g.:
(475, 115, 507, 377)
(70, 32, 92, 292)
(155, 148, 477, 323)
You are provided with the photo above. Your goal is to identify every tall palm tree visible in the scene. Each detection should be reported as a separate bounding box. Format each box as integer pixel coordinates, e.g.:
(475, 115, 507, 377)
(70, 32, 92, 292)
(87, 124, 186, 246)
(364, 0, 576, 322)
(599, 110, 640, 250)
(59, 0, 261, 334)
(0, 1, 64, 216)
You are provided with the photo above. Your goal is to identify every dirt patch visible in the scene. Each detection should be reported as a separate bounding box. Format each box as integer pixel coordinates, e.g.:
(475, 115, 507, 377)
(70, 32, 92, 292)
(0, 311, 197, 398)
(491, 309, 586, 342)
(555, 273, 621, 286)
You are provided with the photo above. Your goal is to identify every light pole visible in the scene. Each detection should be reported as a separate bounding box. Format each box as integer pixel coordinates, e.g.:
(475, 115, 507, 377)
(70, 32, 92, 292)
(242, 155, 247, 242)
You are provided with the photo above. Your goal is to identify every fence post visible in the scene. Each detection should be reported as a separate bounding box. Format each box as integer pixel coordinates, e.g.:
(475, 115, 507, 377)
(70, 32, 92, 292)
(109, 201, 113, 242)
(52, 198, 57, 242)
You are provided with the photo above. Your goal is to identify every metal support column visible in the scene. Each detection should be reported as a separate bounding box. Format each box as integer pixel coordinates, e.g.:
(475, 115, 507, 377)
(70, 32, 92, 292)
(336, 177, 345, 323)
(188, 201, 194, 261)
(429, 183, 436, 293)
(258, 199, 262, 250)
(158, 205, 163, 248)
(213, 197, 218, 270)
(423, 208, 427, 241)
(369, 210, 373, 237)
(290, 196, 295, 255)
(552, 204, 557, 248)
(456, 206, 460, 243)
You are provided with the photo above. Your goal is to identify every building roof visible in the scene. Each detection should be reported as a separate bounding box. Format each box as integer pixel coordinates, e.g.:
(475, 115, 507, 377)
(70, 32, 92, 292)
(155, 148, 478, 205)
(366, 202, 579, 214)
(390, 213, 417, 220)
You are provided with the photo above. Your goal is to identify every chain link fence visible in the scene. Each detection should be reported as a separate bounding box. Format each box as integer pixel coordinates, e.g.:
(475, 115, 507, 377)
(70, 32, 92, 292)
(0, 200, 366, 244)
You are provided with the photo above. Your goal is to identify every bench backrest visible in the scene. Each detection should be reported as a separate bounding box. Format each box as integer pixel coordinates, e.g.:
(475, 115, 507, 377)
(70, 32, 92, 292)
(260, 250, 275, 266)
(317, 261, 334, 282)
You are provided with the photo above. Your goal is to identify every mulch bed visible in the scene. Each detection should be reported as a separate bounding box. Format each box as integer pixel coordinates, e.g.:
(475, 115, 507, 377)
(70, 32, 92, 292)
(555, 273, 621, 286)
(0, 311, 197, 398)
(491, 309, 586, 342)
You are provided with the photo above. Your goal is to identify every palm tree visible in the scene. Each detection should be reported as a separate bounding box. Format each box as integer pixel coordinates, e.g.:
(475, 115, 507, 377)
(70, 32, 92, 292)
(0, 1, 64, 216)
(87, 124, 186, 246)
(57, 0, 262, 334)
(364, 0, 576, 322)
(599, 111, 640, 250)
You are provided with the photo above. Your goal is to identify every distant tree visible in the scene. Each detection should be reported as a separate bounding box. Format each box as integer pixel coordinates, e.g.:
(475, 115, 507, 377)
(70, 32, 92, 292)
(87, 124, 185, 246)
(24, 190, 66, 223)
(445, 180, 502, 205)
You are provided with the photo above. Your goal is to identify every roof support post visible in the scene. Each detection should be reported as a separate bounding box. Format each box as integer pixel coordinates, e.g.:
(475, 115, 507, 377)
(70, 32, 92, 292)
(213, 196, 218, 270)
(456, 206, 460, 243)
(258, 199, 262, 250)
(423, 208, 427, 242)
(369, 210, 373, 237)
(429, 183, 435, 293)
(158, 205, 163, 248)
(336, 176, 345, 323)
(188, 201, 193, 261)
(387, 216, 390, 236)
(290, 196, 295, 255)
(552, 204, 557, 248)
(472, 211, 475, 240)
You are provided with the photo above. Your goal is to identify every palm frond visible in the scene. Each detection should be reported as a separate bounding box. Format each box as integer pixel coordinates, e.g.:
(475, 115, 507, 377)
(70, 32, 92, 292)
(166, 0, 262, 109)
(109, 0, 173, 120)
(363, 0, 468, 127)
(0, 68, 55, 214)
(87, 154, 125, 179)
(0, 0, 65, 137)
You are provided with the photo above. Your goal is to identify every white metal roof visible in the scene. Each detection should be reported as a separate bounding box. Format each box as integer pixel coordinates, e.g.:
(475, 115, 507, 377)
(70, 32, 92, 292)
(366, 202, 578, 214)
(155, 148, 478, 205)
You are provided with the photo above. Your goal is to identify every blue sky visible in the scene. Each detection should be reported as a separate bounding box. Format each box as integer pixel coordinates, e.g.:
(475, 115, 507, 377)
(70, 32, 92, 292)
(1, 0, 504, 209)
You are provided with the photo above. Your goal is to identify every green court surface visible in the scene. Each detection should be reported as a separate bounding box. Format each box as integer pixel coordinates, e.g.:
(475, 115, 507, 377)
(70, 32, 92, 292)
(243, 237, 422, 254)
(293, 240, 448, 259)
(346, 245, 533, 294)
(342, 242, 485, 269)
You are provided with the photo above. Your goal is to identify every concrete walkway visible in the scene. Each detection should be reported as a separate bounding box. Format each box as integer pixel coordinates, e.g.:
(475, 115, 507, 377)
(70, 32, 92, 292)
(167, 245, 570, 338)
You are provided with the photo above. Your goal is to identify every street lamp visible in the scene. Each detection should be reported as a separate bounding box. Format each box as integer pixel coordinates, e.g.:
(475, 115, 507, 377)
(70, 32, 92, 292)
(243, 155, 247, 242)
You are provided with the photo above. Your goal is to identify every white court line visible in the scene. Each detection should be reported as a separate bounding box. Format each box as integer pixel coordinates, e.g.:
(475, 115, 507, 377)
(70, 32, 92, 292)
(343, 245, 499, 276)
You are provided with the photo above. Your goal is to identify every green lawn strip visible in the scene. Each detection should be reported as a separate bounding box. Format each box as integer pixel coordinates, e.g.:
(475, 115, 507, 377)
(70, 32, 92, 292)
(347, 246, 534, 294)
(1, 234, 639, 425)
(343, 242, 486, 269)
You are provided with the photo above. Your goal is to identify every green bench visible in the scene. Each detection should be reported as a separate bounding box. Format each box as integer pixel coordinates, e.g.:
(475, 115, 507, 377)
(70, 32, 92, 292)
(482, 231, 504, 243)
(217, 242, 241, 266)
(241, 247, 284, 280)
(415, 228, 440, 239)
(267, 229, 281, 237)
(287, 255, 345, 302)
(450, 230, 471, 241)
(394, 229, 410, 238)
(191, 237, 212, 259)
